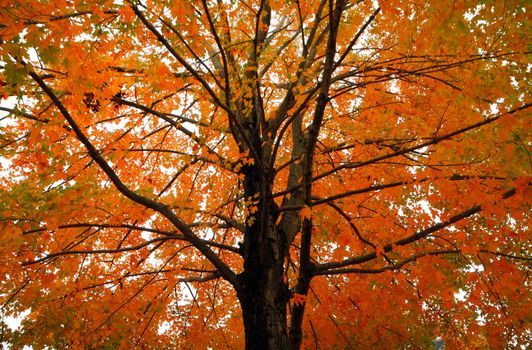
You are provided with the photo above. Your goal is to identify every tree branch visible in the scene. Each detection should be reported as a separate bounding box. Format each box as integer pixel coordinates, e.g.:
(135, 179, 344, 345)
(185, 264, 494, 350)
(278, 103, 531, 189)
(26, 64, 239, 288)
(314, 249, 460, 276)
(314, 187, 517, 274)
(130, 3, 232, 115)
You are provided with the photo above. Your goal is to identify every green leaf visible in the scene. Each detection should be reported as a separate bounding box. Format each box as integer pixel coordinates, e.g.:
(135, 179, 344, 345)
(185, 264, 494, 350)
(3, 60, 26, 86)
(40, 45, 61, 65)
(456, 19, 468, 32)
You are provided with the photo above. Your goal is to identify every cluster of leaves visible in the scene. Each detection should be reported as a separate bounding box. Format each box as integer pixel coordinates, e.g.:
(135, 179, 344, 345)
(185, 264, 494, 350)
(0, 0, 530, 348)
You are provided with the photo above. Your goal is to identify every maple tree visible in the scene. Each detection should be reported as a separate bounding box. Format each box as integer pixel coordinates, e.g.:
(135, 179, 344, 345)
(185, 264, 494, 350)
(0, 0, 530, 348)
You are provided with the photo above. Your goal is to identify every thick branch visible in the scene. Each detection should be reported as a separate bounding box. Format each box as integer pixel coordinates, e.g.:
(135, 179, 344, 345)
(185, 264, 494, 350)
(26, 65, 239, 288)
(279, 174, 509, 210)
(314, 187, 517, 274)
(290, 1, 346, 348)
(315, 249, 460, 276)
(314, 103, 531, 182)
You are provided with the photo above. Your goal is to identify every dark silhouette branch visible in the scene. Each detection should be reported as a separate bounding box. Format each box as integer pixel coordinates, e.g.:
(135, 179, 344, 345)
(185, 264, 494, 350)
(314, 187, 517, 274)
(26, 63, 239, 288)
(315, 249, 460, 276)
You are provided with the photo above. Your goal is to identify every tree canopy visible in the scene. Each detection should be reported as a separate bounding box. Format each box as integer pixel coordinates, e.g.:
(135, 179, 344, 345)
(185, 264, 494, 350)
(0, 0, 530, 348)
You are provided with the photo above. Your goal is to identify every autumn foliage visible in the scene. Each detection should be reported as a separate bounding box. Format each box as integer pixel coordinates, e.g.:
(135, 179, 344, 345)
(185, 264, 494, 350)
(0, 0, 530, 348)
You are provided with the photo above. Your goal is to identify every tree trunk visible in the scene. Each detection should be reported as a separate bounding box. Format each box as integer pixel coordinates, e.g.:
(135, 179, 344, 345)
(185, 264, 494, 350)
(237, 212, 291, 350)
(237, 276, 290, 350)
(237, 163, 291, 349)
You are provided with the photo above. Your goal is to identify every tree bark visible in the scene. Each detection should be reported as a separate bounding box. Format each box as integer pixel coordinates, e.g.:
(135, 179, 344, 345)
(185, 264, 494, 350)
(237, 162, 291, 350)
(237, 274, 290, 350)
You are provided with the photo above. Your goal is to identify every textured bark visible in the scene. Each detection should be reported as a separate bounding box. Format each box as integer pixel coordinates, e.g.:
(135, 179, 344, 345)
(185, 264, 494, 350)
(238, 272, 290, 350)
(237, 163, 291, 350)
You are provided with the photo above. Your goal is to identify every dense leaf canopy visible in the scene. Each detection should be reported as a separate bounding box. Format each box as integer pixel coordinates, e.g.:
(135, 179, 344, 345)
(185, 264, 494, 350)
(0, 0, 530, 348)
